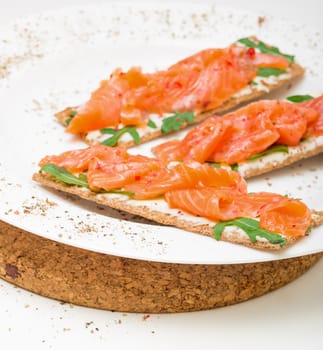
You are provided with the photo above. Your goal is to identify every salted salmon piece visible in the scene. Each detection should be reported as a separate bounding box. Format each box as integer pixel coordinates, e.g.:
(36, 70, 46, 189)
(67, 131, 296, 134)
(127, 47, 289, 114)
(260, 199, 312, 237)
(153, 98, 321, 165)
(209, 110, 280, 164)
(87, 155, 163, 191)
(126, 47, 257, 114)
(124, 161, 247, 199)
(165, 189, 255, 221)
(120, 106, 147, 127)
(251, 52, 290, 69)
(152, 112, 280, 165)
(66, 79, 122, 134)
(178, 117, 232, 163)
(152, 116, 231, 163)
(165, 189, 311, 237)
(164, 188, 236, 221)
(226, 192, 291, 218)
(38, 145, 128, 173)
(151, 139, 184, 164)
(223, 100, 318, 146)
(122, 167, 171, 199)
(66, 68, 148, 134)
(264, 100, 318, 145)
(301, 95, 323, 136)
(65, 42, 293, 134)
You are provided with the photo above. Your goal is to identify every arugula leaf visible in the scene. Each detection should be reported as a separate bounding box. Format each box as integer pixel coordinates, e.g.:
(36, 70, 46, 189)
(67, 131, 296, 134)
(213, 217, 286, 246)
(69, 110, 77, 117)
(65, 117, 72, 125)
(100, 126, 141, 146)
(257, 67, 286, 77)
(213, 222, 226, 240)
(100, 127, 117, 135)
(286, 95, 314, 103)
(40, 164, 89, 187)
(161, 112, 194, 134)
(106, 189, 135, 196)
(127, 127, 141, 144)
(206, 162, 238, 171)
(40, 164, 134, 196)
(230, 163, 239, 172)
(238, 38, 294, 63)
(207, 162, 222, 168)
(250, 81, 258, 86)
(78, 173, 88, 183)
(65, 110, 77, 126)
(247, 144, 289, 161)
(148, 119, 158, 129)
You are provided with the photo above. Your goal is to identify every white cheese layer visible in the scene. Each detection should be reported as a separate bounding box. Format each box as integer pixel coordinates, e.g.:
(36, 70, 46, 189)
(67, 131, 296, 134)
(85, 113, 172, 144)
(232, 70, 293, 97)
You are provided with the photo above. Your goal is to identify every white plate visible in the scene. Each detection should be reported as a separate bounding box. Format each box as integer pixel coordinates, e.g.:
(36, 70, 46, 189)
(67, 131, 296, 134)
(0, 2, 322, 265)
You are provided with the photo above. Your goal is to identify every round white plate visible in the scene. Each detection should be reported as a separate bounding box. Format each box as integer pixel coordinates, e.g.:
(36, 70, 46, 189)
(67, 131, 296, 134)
(0, 2, 322, 264)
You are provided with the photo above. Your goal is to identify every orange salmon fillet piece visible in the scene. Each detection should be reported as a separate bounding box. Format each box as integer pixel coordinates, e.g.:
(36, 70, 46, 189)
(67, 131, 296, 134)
(38, 146, 312, 238)
(66, 44, 291, 134)
(152, 97, 322, 165)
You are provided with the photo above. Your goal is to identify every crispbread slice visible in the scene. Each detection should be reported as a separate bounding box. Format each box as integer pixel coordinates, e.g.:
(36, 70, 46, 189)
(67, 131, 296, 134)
(55, 45, 304, 148)
(32, 172, 323, 251)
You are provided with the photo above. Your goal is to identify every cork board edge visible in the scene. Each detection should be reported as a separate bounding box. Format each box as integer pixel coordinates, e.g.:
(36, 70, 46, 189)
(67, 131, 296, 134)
(0, 219, 322, 313)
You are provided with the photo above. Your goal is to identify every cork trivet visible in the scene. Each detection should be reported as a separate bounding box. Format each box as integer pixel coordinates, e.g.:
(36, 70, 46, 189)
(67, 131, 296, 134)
(0, 220, 321, 313)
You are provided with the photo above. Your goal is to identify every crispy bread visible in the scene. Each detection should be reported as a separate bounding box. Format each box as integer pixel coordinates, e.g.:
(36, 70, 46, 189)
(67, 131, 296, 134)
(32, 172, 323, 250)
(55, 58, 304, 148)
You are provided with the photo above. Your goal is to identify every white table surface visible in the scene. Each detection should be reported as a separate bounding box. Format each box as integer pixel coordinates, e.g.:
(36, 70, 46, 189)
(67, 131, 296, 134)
(0, 1, 322, 349)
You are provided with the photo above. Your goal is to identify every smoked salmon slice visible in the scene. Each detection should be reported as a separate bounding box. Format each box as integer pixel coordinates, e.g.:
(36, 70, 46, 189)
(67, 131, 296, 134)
(301, 95, 323, 136)
(124, 161, 247, 199)
(38, 144, 128, 173)
(259, 199, 312, 237)
(152, 97, 322, 165)
(165, 188, 312, 237)
(37, 146, 313, 240)
(65, 39, 294, 135)
(87, 155, 163, 191)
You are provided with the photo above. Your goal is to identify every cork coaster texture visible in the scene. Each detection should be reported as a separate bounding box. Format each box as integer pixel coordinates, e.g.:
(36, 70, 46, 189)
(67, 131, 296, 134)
(0, 220, 321, 313)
